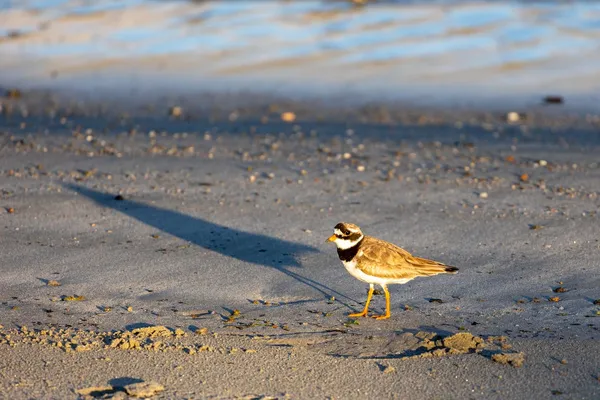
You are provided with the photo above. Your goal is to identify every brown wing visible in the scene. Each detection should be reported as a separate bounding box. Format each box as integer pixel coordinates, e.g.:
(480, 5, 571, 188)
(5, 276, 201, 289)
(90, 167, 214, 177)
(357, 236, 454, 280)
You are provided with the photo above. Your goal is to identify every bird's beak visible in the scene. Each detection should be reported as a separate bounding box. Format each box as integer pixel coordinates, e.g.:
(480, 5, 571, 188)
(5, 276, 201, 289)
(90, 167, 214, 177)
(326, 234, 336, 243)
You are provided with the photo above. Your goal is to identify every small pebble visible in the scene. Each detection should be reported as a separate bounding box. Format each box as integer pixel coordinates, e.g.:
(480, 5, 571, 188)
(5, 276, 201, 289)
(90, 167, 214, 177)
(281, 112, 296, 122)
(169, 106, 183, 118)
(382, 365, 396, 374)
(507, 112, 520, 123)
(520, 173, 529, 182)
(543, 95, 564, 104)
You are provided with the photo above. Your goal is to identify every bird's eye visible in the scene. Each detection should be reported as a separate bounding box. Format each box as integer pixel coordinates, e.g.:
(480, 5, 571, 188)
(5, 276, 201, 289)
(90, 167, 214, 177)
(342, 229, 350, 235)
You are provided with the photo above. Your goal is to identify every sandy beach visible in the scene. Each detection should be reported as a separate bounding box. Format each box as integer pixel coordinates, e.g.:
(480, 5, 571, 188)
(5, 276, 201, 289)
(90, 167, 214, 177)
(2, 2, 600, 399)
(0, 89, 599, 398)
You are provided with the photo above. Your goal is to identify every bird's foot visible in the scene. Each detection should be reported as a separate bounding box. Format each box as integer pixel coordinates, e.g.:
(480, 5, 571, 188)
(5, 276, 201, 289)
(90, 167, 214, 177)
(348, 311, 368, 318)
(372, 314, 390, 320)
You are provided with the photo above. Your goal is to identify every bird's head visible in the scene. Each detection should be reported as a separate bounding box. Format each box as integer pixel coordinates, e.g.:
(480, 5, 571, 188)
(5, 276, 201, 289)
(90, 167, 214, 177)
(326, 222, 364, 249)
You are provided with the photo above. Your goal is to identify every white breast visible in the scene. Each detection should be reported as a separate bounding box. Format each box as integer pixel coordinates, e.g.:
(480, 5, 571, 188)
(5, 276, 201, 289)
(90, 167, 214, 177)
(342, 258, 413, 286)
(342, 259, 372, 283)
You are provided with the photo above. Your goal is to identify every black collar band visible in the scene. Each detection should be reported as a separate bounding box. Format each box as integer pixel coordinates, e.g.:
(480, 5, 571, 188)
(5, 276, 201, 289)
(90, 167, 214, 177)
(337, 236, 364, 262)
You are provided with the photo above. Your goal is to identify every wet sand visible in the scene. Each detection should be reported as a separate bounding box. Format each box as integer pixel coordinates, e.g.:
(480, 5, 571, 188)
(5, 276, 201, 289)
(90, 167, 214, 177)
(1, 91, 600, 399)
(2, 1, 600, 103)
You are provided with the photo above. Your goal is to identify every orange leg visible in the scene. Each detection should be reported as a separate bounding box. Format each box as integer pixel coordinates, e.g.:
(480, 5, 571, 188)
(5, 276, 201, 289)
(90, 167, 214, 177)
(349, 284, 374, 318)
(372, 285, 391, 320)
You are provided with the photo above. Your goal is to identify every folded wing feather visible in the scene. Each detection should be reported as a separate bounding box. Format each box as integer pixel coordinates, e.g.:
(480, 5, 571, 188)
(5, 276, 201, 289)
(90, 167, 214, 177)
(358, 236, 450, 280)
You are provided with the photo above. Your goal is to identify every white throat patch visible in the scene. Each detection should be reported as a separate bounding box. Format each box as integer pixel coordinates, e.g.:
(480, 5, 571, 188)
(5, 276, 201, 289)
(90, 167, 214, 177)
(334, 235, 363, 250)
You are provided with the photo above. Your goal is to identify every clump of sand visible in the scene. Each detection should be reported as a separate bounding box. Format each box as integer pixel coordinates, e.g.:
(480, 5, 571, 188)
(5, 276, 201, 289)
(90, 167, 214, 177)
(76, 380, 164, 399)
(406, 332, 525, 368)
(124, 381, 165, 398)
(108, 326, 184, 350)
(76, 385, 115, 397)
(310, 330, 525, 368)
(1, 324, 216, 354)
(411, 332, 486, 357)
(409, 332, 524, 367)
(492, 352, 526, 368)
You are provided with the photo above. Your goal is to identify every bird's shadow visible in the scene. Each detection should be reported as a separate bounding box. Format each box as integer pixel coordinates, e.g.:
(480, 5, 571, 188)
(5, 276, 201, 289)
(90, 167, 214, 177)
(63, 183, 357, 307)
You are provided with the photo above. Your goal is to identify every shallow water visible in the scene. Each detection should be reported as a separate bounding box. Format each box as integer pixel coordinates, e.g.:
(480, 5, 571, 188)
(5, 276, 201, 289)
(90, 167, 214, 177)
(1, 0, 600, 104)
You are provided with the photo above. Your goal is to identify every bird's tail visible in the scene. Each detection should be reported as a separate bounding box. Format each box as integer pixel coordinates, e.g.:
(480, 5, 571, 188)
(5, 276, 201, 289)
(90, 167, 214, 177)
(411, 256, 459, 276)
(444, 265, 459, 274)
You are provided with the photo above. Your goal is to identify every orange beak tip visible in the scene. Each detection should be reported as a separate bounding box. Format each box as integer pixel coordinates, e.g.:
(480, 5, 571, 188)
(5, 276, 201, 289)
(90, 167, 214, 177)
(326, 234, 336, 243)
